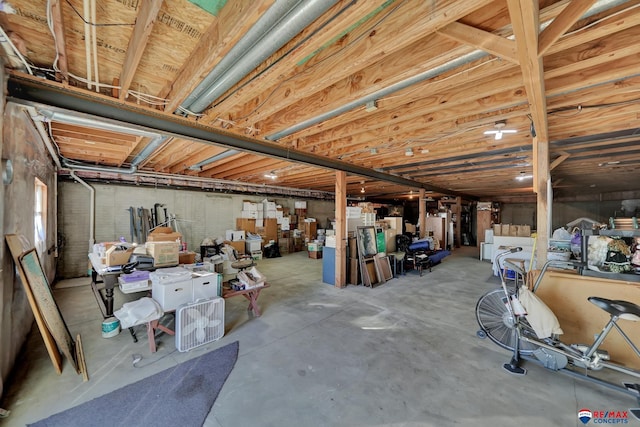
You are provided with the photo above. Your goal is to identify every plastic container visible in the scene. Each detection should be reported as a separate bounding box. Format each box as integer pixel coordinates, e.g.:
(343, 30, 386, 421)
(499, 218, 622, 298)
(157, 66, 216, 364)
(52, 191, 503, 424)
(102, 317, 120, 338)
(149, 266, 191, 284)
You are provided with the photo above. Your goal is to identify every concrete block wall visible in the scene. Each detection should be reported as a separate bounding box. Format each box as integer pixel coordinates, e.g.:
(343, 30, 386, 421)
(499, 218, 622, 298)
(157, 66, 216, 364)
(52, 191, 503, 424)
(57, 182, 336, 278)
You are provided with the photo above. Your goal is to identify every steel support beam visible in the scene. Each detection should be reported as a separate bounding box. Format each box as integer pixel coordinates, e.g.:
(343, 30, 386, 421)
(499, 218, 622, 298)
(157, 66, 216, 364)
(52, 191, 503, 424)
(8, 75, 472, 199)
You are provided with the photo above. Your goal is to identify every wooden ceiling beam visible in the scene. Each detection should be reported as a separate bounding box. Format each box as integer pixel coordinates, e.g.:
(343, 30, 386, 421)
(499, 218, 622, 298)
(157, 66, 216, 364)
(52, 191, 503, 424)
(437, 21, 518, 64)
(545, 4, 640, 56)
(507, 0, 549, 197)
(213, 0, 495, 123)
(119, 0, 163, 101)
(538, 0, 597, 56)
(209, 0, 394, 115)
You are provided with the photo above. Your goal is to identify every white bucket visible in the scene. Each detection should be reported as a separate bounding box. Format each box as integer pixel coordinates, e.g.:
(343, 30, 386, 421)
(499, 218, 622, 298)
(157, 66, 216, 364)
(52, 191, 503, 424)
(102, 317, 121, 338)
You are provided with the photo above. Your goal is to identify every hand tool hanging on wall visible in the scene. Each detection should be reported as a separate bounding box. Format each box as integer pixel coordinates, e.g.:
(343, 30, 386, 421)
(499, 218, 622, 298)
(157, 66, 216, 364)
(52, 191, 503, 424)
(163, 206, 169, 228)
(154, 203, 165, 228)
(137, 207, 144, 243)
(150, 209, 156, 228)
(128, 207, 136, 243)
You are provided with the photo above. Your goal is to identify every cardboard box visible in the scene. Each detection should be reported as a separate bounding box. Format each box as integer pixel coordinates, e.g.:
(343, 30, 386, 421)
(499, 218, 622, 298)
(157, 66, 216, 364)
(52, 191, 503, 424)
(236, 218, 256, 233)
(105, 246, 134, 266)
(493, 224, 501, 236)
(308, 242, 322, 251)
(309, 250, 322, 259)
(146, 241, 179, 267)
(279, 237, 292, 254)
(517, 225, 531, 237)
(147, 227, 182, 243)
(501, 224, 511, 236)
(228, 240, 245, 255)
(178, 251, 196, 265)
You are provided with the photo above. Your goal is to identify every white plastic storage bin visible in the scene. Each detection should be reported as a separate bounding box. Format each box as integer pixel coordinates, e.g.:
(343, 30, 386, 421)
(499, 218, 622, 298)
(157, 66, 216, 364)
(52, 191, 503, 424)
(151, 267, 193, 311)
(149, 266, 192, 284)
(118, 277, 151, 294)
(245, 239, 262, 253)
(192, 272, 222, 300)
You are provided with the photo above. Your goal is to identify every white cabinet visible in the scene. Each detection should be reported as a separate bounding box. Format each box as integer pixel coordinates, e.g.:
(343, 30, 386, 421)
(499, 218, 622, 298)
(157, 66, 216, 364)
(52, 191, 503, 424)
(491, 236, 535, 275)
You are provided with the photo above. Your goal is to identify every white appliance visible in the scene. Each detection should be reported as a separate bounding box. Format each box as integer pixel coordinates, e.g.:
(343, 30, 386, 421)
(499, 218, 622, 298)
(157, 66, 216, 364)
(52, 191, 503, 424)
(175, 298, 225, 352)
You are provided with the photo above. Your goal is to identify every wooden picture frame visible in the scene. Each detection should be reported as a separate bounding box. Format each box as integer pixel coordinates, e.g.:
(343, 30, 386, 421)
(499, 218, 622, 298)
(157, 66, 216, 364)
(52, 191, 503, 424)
(356, 226, 378, 258)
(18, 248, 88, 380)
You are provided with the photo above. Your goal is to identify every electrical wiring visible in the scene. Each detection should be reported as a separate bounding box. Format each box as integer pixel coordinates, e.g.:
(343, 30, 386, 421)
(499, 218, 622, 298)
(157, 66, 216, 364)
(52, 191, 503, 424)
(0, 24, 33, 74)
(548, 97, 640, 115)
(64, 0, 135, 27)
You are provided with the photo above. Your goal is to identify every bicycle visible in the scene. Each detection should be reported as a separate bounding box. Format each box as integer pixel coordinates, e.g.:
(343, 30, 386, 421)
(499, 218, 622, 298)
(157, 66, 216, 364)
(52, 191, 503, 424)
(475, 248, 640, 416)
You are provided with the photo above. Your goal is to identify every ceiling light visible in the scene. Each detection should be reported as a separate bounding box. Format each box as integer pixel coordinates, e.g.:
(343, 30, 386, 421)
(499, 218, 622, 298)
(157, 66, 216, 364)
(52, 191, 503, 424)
(264, 171, 277, 179)
(370, 148, 378, 154)
(421, 149, 429, 154)
(405, 148, 414, 156)
(360, 186, 365, 193)
(484, 120, 517, 140)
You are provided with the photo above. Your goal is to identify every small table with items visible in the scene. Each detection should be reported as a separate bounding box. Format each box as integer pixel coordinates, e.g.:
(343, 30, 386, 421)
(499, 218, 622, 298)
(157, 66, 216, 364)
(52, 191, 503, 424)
(222, 282, 270, 316)
(88, 252, 123, 318)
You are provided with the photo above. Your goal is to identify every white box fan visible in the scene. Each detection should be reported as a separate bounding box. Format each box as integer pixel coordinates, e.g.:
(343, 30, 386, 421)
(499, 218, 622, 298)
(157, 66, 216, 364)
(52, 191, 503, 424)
(175, 297, 225, 352)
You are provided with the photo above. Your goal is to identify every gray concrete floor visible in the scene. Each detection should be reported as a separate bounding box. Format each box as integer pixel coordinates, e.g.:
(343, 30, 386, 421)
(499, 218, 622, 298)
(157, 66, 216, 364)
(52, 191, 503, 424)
(1, 247, 637, 426)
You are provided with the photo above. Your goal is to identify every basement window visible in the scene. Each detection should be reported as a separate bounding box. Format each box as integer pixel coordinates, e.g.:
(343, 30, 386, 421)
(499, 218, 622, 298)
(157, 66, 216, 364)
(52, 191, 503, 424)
(34, 178, 47, 256)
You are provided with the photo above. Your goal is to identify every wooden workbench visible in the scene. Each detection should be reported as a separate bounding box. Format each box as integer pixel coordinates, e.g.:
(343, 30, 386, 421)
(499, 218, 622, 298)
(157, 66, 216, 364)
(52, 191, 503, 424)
(535, 270, 640, 369)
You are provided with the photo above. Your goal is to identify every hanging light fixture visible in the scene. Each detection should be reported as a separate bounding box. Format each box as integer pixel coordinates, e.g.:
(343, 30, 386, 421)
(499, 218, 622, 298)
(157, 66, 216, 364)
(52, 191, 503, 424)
(484, 120, 517, 140)
(264, 171, 277, 179)
(405, 148, 414, 156)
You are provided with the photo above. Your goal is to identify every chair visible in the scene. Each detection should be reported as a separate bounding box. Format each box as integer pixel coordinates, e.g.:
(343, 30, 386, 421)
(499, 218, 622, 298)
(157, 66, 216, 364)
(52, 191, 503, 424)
(396, 235, 433, 277)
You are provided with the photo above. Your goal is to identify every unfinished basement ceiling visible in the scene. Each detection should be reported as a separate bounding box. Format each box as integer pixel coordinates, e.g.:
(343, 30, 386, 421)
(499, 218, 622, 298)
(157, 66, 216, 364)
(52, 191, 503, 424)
(1, 0, 640, 202)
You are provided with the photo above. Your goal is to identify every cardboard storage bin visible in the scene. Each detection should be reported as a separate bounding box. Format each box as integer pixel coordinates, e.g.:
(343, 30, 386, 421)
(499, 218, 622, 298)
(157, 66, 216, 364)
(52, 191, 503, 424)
(105, 246, 134, 266)
(146, 241, 179, 267)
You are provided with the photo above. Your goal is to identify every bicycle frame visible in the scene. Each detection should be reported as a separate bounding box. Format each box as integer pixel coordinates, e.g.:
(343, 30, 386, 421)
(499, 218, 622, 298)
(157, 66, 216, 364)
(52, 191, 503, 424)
(498, 256, 640, 401)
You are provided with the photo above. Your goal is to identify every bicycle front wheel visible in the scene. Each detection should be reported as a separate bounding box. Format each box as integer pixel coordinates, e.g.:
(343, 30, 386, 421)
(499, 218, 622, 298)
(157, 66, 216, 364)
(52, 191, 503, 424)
(475, 289, 538, 355)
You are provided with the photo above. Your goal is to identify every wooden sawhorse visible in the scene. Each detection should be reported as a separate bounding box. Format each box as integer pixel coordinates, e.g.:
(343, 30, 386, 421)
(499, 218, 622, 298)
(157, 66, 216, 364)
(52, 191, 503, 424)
(222, 283, 270, 316)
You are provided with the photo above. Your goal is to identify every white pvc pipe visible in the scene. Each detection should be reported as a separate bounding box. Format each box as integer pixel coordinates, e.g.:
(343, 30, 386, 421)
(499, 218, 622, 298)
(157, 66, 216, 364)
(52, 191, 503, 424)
(83, 0, 92, 89)
(91, 0, 99, 92)
(70, 170, 95, 252)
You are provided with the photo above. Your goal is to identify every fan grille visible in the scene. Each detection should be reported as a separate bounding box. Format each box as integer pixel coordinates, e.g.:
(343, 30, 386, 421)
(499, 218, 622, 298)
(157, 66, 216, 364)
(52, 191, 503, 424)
(175, 297, 225, 352)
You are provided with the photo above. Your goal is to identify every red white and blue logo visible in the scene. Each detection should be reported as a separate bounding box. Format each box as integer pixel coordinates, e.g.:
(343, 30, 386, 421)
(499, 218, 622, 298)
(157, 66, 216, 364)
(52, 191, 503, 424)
(578, 408, 630, 424)
(579, 408, 593, 424)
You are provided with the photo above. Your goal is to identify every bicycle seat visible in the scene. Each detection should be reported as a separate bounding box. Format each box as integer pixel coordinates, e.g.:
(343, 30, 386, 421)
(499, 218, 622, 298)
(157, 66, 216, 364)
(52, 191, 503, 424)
(588, 297, 640, 321)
